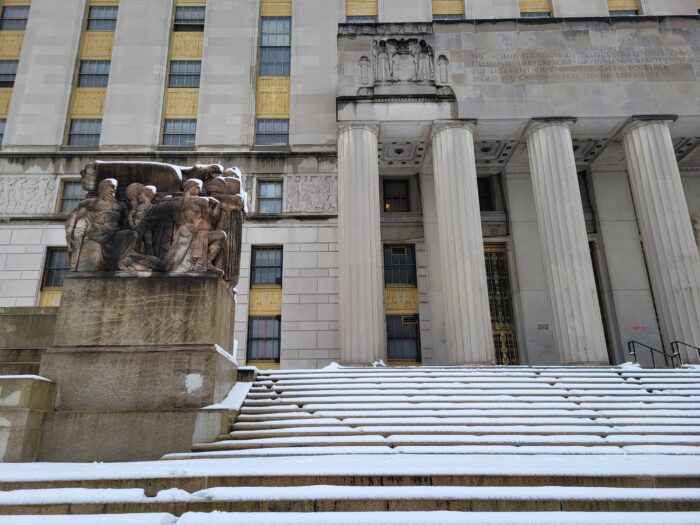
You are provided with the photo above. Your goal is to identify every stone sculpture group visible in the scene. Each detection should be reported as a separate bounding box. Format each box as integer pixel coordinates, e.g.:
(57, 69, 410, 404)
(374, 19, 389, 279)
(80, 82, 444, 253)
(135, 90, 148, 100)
(65, 161, 246, 285)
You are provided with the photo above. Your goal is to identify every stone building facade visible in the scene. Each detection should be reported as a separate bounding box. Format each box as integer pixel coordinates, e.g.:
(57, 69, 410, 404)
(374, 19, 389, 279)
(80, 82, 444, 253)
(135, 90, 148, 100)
(1, 0, 700, 369)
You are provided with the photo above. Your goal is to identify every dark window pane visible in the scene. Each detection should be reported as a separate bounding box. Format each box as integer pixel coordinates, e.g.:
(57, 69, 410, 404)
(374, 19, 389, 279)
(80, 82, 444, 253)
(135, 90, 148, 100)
(42, 248, 70, 288)
(255, 119, 289, 145)
(432, 14, 463, 21)
(174, 6, 205, 31)
(59, 181, 86, 214)
(247, 316, 281, 361)
(520, 11, 551, 18)
(251, 246, 283, 285)
(0, 119, 5, 145)
(78, 60, 110, 87)
(387, 315, 420, 361)
(383, 179, 410, 213)
(87, 6, 118, 31)
(384, 244, 416, 285)
(68, 119, 101, 147)
(162, 119, 196, 147)
(258, 181, 283, 214)
(0, 6, 30, 30)
(346, 15, 377, 23)
(169, 60, 201, 87)
(259, 17, 290, 77)
(478, 177, 494, 212)
(0, 60, 18, 86)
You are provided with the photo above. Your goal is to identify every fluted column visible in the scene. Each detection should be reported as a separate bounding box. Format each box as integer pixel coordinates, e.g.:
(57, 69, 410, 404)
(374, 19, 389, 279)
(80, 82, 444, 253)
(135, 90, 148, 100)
(431, 121, 494, 364)
(337, 123, 385, 365)
(526, 120, 608, 364)
(622, 119, 700, 363)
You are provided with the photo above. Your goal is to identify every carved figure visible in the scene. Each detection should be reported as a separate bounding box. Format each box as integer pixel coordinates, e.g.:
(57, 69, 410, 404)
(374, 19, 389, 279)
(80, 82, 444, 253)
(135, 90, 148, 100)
(389, 38, 418, 82)
(65, 178, 131, 272)
(416, 40, 434, 81)
(126, 183, 156, 255)
(164, 179, 226, 275)
(373, 40, 392, 82)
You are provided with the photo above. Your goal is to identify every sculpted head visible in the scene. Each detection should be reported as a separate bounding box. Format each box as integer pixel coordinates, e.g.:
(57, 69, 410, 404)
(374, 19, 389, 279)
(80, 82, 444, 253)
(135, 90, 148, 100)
(141, 185, 157, 203)
(98, 178, 118, 202)
(184, 178, 203, 196)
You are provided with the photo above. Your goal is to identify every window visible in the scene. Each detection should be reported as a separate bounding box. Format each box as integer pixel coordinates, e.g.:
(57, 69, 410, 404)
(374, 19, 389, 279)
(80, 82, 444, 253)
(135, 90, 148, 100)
(433, 14, 463, 20)
(87, 6, 118, 31)
(42, 248, 70, 289)
(478, 177, 495, 212)
(168, 60, 201, 87)
(162, 119, 196, 147)
(0, 119, 5, 145)
(0, 5, 30, 31)
(347, 15, 377, 23)
(387, 315, 421, 361)
(383, 179, 410, 213)
(520, 11, 550, 17)
(259, 17, 291, 76)
(0, 60, 18, 87)
(68, 119, 101, 147)
(609, 9, 637, 15)
(251, 246, 283, 285)
(384, 245, 417, 285)
(247, 316, 281, 361)
(78, 60, 110, 87)
(258, 180, 283, 214)
(174, 6, 205, 32)
(608, 0, 639, 15)
(256, 119, 288, 146)
(59, 181, 86, 214)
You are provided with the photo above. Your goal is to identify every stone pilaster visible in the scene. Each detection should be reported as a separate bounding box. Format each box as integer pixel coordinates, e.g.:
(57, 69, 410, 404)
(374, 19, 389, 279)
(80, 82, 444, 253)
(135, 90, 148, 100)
(622, 119, 700, 363)
(430, 121, 494, 364)
(337, 123, 385, 365)
(526, 120, 608, 364)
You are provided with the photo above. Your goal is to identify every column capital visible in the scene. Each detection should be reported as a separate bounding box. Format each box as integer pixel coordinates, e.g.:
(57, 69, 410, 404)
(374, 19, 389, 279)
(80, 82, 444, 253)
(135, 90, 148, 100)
(526, 117, 577, 138)
(338, 121, 379, 136)
(621, 115, 678, 138)
(430, 119, 477, 140)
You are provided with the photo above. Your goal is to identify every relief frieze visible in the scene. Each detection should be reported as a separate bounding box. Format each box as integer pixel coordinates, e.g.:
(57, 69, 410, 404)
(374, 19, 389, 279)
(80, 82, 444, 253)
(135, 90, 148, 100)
(0, 175, 57, 215)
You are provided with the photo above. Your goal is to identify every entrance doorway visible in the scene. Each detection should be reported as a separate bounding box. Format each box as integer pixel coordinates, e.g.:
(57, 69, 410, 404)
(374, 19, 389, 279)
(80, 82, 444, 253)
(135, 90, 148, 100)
(485, 244, 518, 364)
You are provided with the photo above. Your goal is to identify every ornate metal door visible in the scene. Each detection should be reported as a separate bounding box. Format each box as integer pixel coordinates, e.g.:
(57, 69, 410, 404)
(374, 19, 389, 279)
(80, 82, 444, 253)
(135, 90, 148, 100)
(484, 244, 518, 365)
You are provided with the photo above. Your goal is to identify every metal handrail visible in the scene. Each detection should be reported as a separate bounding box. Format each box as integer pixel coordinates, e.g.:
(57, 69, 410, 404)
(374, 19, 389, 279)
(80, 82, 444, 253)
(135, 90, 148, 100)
(671, 341, 700, 364)
(628, 340, 682, 369)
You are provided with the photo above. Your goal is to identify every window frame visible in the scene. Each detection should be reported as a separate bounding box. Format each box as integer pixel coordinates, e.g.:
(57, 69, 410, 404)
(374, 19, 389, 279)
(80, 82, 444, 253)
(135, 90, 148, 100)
(383, 244, 417, 286)
(386, 314, 421, 362)
(77, 60, 110, 88)
(432, 14, 463, 21)
(67, 118, 102, 147)
(251, 246, 284, 286)
(86, 5, 118, 31)
(258, 16, 291, 77)
(257, 179, 284, 215)
(168, 60, 201, 88)
(346, 15, 377, 23)
(255, 118, 289, 146)
(174, 5, 205, 32)
(246, 315, 281, 362)
(0, 5, 30, 31)
(0, 119, 5, 145)
(0, 60, 18, 87)
(41, 247, 70, 290)
(382, 178, 411, 213)
(162, 118, 197, 147)
(57, 179, 86, 215)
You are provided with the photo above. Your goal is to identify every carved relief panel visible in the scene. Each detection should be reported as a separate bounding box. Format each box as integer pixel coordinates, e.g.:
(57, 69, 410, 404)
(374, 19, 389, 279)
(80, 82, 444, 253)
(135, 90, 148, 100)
(285, 175, 337, 214)
(0, 176, 57, 215)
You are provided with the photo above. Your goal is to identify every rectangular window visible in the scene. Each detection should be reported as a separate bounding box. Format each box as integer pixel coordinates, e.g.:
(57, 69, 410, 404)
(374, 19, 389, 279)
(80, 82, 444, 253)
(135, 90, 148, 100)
(247, 316, 281, 362)
(383, 179, 410, 213)
(251, 246, 283, 285)
(258, 180, 283, 214)
(259, 17, 291, 76)
(68, 119, 101, 147)
(168, 60, 201, 87)
(87, 6, 118, 31)
(42, 248, 70, 289)
(519, 0, 552, 17)
(0, 60, 18, 87)
(478, 177, 495, 212)
(387, 315, 421, 361)
(174, 6, 205, 32)
(0, 119, 5, 145)
(433, 14, 463, 20)
(78, 60, 110, 87)
(59, 181, 86, 214)
(347, 15, 377, 23)
(162, 119, 196, 147)
(384, 245, 417, 285)
(0, 5, 30, 31)
(256, 119, 288, 146)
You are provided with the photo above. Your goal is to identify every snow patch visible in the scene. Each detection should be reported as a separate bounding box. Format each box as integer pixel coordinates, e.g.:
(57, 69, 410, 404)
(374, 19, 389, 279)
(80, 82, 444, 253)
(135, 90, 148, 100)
(185, 374, 203, 394)
(205, 382, 253, 411)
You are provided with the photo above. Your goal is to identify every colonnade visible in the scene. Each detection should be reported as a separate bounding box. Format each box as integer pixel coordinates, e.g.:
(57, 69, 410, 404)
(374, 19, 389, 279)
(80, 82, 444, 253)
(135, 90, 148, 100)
(337, 118, 700, 365)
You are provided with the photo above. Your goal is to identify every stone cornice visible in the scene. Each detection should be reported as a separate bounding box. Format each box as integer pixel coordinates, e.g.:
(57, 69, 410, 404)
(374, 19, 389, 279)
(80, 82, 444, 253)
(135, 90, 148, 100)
(430, 120, 477, 140)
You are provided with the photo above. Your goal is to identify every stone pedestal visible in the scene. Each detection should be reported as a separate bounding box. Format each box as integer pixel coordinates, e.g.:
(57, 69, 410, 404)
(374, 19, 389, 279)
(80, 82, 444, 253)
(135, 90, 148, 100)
(623, 119, 700, 362)
(431, 121, 494, 364)
(337, 123, 386, 365)
(526, 120, 608, 365)
(38, 273, 237, 461)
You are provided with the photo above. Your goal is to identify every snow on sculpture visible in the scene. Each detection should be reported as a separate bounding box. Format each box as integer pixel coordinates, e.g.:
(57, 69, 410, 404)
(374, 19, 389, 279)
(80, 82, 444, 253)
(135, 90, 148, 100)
(65, 161, 246, 285)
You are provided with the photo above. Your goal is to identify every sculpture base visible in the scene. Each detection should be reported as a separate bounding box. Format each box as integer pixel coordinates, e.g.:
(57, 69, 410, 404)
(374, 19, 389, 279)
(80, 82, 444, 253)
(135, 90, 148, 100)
(36, 272, 237, 461)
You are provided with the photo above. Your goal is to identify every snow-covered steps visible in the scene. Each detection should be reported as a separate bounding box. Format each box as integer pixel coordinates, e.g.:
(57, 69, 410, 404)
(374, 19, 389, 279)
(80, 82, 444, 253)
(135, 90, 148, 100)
(189, 366, 700, 456)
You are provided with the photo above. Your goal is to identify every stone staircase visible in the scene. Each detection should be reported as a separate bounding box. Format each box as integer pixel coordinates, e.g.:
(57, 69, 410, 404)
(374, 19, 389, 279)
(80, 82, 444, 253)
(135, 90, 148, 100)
(2, 366, 700, 523)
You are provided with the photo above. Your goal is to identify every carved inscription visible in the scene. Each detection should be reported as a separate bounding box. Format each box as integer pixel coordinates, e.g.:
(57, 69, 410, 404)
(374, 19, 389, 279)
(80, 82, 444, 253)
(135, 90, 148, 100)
(467, 48, 699, 84)
(0, 176, 57, 215)
(285, 175, 337, 214)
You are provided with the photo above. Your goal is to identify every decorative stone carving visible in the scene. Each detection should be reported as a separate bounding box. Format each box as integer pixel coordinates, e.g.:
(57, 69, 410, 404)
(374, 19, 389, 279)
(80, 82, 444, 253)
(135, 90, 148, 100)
(285, 175, 337, 214)
(0, 176, 57, 215)
(65, 162, 246, 285)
